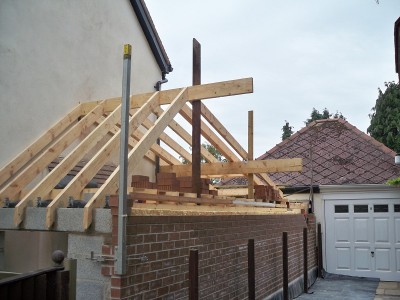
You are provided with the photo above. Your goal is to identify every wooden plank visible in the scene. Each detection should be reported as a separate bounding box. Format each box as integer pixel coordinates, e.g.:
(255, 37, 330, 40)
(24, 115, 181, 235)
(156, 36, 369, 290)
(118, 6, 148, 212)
(19, 104, 123, 210)
(180, 104, 239, 162)
(3, 102, 105, 206)
(44, 92, 160, 229)
(248, 111, 254, 199)
(83, 88, 188, 230)
(131, 203, 292, 215)
(160, 158, 302, 177)
(200, 102, 248, 159)
(192, 38, 202, 196)
(153, 106, 218, 163)
(131, 192, 234, 205)
(80, 77, 253, 112)
(216, 188, 249, 197)
(141, 118, 192, 163)
(0, 104, 83, 188)
(131, 129, 182, 165)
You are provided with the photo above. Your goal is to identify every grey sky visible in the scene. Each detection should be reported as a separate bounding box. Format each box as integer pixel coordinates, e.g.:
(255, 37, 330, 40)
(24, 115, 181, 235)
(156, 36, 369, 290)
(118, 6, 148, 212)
(146, 0, 399, 158)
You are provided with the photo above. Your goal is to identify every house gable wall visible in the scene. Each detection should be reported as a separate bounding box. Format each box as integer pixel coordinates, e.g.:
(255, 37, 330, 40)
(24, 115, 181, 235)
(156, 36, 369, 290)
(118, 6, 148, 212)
(0, 0, 161, 171)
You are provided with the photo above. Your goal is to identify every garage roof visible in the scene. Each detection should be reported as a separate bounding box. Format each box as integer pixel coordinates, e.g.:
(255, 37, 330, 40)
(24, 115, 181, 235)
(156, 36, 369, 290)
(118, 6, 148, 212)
(258, 118, 400, 185)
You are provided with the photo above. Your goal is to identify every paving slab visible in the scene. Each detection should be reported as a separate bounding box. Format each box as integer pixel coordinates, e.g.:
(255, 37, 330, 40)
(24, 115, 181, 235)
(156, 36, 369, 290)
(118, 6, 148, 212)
(296, 273, 379, 300)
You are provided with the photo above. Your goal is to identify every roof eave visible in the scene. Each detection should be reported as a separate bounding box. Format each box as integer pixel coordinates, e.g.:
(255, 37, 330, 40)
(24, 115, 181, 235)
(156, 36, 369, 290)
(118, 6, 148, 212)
(130, 0, 173, 75)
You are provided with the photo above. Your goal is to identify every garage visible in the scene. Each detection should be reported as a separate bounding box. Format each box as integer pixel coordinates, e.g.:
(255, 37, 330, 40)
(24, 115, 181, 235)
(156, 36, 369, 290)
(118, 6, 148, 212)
(325, 199, 400, 281)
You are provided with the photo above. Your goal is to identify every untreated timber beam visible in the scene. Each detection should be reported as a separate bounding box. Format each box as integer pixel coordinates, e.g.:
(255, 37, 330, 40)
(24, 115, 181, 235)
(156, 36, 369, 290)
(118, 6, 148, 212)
(80, 77, 253, 113)
(160, 158, 302, 177)
(0, 104, 83, 188)
(82, 88, 188, 230)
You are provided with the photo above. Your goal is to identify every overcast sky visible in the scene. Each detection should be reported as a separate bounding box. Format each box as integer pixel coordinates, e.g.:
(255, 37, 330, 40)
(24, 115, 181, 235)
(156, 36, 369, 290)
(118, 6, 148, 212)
(146, 0, 400, 158)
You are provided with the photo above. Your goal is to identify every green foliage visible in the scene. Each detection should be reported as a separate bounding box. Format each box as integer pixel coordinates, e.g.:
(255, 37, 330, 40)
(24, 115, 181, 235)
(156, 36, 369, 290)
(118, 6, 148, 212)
(387, 177, 400, 186)
(281, 108, 346, 140)
(305, 108, 346, 125)
(367, 81, 400, 153)
(281, 121, 294, 141)
(180, 142, 226, 164)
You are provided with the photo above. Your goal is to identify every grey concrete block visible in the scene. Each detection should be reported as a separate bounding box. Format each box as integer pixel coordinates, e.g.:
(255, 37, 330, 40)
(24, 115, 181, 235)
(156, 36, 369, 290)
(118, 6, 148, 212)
(76, 279, 110, 300)
(56, 208, 84, 232)
(0, 209, 17, 230)
(68, 233, 105, 256)
(93, 209, 112, 233)
(24, 207, 47, 230)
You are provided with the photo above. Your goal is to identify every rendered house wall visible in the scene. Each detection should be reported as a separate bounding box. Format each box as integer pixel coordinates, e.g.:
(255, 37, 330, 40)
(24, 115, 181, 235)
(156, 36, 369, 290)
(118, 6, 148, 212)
(0, 0, 162, 180)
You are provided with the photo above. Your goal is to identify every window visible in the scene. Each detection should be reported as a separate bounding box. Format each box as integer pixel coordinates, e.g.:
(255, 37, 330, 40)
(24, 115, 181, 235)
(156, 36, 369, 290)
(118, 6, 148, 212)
(374, 205, 388, 213)
(394, 204, 400, 213)
(335, 205, 348, 213)
(354, 205, 368, 213)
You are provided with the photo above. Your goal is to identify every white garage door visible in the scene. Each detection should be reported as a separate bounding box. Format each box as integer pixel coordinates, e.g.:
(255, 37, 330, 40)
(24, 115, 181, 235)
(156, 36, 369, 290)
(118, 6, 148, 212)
(325, 199, 400, 281)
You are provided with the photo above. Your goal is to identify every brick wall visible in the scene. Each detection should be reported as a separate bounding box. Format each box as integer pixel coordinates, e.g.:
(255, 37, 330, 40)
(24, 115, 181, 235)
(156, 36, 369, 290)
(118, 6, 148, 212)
(105, 196, 316, 299)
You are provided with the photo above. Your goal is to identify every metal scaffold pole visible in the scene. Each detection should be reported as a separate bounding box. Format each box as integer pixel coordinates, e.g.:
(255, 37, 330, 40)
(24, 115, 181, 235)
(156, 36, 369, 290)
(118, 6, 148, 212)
(115, 44, 132, 275)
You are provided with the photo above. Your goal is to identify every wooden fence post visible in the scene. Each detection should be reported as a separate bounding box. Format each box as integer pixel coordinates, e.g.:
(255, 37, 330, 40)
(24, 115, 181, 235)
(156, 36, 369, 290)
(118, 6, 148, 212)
(282, 232, 288, 300)
(189, 249, 199, 300)
(248, 239, 255, 300)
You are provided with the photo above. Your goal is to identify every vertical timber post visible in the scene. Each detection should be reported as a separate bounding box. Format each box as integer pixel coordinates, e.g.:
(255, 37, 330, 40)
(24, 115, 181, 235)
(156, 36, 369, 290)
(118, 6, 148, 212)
(282, 232, 289, 300)
(303, 227, 308, 293)
(115, 44, 131, 275)
(248, 239, 255, 300)
(189, 249, 199, 300)
(317, 223, 323, 278)
(192, 38, 201, 197)
(247, 111, 254, 199)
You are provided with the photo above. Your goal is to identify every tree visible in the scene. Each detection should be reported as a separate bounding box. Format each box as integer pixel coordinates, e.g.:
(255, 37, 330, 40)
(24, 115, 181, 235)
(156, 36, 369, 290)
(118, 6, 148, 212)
(281, 121, 294, 141)
(367, 81, 400, 153)
(281, 108, 346, 140)
(305, 107, 345, 125)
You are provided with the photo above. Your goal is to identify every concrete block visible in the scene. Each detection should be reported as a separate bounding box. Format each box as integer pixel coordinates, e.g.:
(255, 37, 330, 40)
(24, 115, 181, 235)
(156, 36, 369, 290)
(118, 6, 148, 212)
(0, 209, 17, 229)
(93, 209, 112, 233)
(76, 279, 110, 300)
(56, 208, 84, 232)
(68, 233, 105, 256)
(24, 207, 47, 230)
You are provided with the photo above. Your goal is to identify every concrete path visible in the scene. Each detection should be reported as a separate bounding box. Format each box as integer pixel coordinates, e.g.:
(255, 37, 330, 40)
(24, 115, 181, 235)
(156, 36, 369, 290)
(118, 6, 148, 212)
(295, 273, 393, 300)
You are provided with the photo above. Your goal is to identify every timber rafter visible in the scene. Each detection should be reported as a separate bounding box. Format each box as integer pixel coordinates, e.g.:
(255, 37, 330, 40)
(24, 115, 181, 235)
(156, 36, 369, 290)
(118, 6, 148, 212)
(0, 77, 302, 231)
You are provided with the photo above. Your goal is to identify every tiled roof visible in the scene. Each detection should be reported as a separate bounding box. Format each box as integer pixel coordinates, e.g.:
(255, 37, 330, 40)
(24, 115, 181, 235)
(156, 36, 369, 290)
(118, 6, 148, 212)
(48, 158, 117, 187)
(222, 119, 400, 186)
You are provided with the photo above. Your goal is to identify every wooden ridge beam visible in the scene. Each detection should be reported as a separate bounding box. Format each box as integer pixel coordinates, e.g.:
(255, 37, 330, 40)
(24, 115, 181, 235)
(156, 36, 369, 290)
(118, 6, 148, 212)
(0, 104, 83, 188)
(83, 88, 188, 230)
(80, 78, 253, 113)
(2, 102, 106, 204)
(42, 92, 161, 229)
(160, 158, 302, 177)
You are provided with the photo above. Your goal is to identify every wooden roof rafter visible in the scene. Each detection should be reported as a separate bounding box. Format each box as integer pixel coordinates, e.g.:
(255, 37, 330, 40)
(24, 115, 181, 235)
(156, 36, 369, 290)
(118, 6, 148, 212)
(0, 77, 302, 231)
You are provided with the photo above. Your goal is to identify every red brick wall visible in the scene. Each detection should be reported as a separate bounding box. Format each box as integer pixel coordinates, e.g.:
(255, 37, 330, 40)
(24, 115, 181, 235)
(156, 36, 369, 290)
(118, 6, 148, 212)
(105, 198, 316, 299)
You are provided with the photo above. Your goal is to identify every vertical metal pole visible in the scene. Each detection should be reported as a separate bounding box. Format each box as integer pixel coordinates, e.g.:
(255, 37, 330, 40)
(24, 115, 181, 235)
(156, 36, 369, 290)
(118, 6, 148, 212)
(247, 111, 254, 199)
(115, 44, 131, 275)
(248, 239, 255, 300)
(317, 223, 323, 278)
(189, 249, 199, 300)
(282, 232, 289, 300)
(303, 227, 308, 293)
(192, 38, 201, 197)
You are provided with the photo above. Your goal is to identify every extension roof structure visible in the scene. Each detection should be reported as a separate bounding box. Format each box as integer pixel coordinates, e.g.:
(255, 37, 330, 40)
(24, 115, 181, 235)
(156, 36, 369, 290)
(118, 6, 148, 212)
(0, 78, 302, 231)
(222, 118, 400, 187)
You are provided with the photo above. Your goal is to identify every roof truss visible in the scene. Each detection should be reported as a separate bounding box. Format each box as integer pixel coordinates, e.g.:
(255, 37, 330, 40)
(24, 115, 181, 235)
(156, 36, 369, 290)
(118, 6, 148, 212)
(0, 77, 301, 230)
